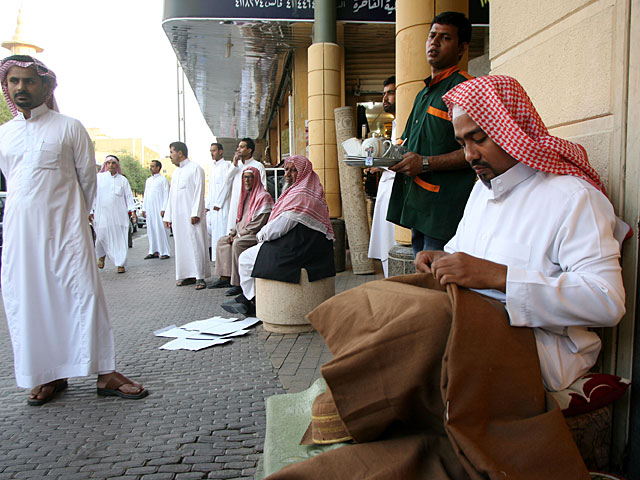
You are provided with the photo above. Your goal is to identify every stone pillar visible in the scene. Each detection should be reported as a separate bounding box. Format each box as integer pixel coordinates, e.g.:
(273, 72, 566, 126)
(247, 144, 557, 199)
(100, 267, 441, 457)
(308, 42, 342, 217)
(334, 106, 375, 274)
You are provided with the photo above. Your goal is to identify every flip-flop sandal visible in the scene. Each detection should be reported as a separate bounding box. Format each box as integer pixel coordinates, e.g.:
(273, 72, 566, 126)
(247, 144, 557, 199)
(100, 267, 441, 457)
(28, 379, 68, 406)
(97, 372, 149, 400)
(176, 278, 196, 286)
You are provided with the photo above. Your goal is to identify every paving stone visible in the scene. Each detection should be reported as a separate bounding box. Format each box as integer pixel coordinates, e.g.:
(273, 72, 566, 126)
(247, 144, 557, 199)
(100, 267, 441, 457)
(0, 231, 378, 478)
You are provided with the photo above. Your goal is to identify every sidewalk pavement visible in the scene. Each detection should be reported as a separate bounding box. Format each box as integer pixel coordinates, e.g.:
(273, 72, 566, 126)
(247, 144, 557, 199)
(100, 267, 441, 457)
(0, 228, 382, 479)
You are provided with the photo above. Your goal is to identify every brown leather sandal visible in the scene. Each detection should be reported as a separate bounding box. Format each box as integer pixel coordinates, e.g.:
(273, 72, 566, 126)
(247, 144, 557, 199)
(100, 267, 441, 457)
(97, 372, 148, 399)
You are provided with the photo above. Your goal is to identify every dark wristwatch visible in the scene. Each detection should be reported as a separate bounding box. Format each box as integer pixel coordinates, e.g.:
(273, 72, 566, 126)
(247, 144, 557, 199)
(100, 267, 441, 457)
(421, 156, 431, 173)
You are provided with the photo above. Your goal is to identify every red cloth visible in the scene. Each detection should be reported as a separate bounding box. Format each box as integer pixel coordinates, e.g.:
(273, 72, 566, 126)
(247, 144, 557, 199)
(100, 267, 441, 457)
(0, 56, 58, 117)
(236, 166, 273, 225)
(99, 155, 122, 174)
(269, 155, 334, 239)
(442, 75, 605, 194)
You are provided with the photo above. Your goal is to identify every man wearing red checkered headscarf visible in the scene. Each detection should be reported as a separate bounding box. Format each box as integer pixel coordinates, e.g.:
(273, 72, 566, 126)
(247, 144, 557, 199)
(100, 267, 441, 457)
(224, 156, 336, 316)
(264, 76, 625, 480)
(0, 55, 147, 405)
(421, 74, 627, 391)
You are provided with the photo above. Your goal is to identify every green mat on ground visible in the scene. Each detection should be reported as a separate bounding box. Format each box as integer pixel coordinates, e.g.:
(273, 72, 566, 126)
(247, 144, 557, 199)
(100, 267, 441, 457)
(256, 378, 350, 479)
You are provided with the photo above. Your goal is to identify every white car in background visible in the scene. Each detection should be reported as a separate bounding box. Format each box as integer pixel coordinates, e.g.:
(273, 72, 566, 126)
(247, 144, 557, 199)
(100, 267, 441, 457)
(133, 198, 146, 228)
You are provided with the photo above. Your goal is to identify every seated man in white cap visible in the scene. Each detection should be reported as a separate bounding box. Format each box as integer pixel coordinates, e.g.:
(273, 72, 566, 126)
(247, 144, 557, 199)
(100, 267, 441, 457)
(223, 155, 335, 316)
(263, 76, 628, 480)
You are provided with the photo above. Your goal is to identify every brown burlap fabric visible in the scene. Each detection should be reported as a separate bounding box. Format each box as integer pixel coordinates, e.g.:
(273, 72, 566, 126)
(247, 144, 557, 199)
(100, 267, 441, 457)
(266, 274, 589, 479)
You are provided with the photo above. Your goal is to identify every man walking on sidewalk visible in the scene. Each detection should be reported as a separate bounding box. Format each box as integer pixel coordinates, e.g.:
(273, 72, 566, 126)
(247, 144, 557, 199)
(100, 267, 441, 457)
(142, 159, 171, 260)
(91, 155, 137, 273)
(163, 141, 209, 290)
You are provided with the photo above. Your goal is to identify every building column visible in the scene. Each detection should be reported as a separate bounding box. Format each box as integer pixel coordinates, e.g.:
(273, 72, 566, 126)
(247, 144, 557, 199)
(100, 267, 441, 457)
(394, 0, 467, 245)
(308, 0, 341, 217)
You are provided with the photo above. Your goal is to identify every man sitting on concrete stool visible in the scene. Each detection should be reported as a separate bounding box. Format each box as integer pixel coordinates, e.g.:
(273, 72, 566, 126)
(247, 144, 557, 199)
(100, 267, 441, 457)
(210, 166, 273, 295)
(223, 155, 336, 316)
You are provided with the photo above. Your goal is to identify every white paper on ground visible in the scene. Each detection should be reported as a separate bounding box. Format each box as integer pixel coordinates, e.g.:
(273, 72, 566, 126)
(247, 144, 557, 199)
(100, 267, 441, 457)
(159, 337, 232, 351)
(153, 325, 192, 338)
(199, 317, 260, 336)
(180, 316, 238, 331)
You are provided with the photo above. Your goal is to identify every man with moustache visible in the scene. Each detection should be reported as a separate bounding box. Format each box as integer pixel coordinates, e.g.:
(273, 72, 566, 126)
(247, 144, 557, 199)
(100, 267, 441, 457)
(211, 167, 272, 295)
(264, 75, 627, 480)
(387, 11, 475, 258)
(0, 55, 147, 405)
(163, 141, 209, 290)
(91, 155, 137, 273)
(367, 75, 397, 277)
(226, 155, 335, 316)
(225, 138, 266, 236)
(142, 159, 171, 260)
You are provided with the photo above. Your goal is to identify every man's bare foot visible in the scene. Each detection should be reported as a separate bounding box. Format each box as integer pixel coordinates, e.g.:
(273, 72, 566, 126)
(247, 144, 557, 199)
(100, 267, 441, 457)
(97, 372, 148, 399)
(28, 379, 68, 406)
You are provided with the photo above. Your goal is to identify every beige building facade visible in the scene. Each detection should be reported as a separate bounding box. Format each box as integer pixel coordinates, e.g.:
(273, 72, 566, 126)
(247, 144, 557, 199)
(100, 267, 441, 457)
(488, 0, 639, 467)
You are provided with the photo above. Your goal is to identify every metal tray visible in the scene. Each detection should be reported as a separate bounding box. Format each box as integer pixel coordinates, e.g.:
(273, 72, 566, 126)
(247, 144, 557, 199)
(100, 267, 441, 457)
(344, 155, 400, 167)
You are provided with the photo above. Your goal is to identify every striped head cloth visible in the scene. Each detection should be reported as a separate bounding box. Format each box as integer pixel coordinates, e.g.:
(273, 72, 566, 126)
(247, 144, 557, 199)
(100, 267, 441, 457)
(100, 155, 123, 175)
(0, 55, 58, 117)
(236, 166, 273, 227)
(442, 75, 604, 194)
(269, 155, 334, 240)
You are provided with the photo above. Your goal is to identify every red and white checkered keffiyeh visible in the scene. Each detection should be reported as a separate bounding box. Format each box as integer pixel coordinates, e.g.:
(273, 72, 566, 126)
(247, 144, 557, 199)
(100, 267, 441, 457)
(99, 155, 123, 175)
(442, 75, 605, 193)
(0, 55, 58, 117)
(269, 155, 334, 240)
(236, 166, 273, 227)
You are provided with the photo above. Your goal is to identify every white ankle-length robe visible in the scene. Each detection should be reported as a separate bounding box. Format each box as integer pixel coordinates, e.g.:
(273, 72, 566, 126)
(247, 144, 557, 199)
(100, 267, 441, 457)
(143, 173, 171, 257)
(93, 172, 135, 267)
(206, 158, 232, 261)
(0, 104, 115, 388)
(163, 158, 209, 280)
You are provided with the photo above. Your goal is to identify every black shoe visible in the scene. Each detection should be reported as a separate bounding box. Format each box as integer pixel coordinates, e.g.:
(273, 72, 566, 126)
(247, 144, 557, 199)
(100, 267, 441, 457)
(234, 294, 250, 306)
(225, 286, 242, 296)
(144, 253, 159, 260)
(208, 278, 231, 289)
(221, 298, 255, 317)
(221, 302, 248, 315)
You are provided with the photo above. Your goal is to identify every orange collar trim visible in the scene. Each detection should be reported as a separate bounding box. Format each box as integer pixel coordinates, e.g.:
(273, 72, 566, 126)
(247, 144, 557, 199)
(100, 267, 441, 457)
(425, 65, 460, 87)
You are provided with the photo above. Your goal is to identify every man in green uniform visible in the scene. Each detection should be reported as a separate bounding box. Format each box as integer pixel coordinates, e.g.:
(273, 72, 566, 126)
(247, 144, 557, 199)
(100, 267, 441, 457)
(388, 11, 476, 257)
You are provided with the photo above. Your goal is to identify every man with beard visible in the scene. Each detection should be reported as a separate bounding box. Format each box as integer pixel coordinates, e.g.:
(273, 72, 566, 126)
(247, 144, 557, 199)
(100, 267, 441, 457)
(226, 155, 335, 316)
(387, 12, 475, 258)
(263, 75, 627, 480)
(211, 167, 273, 296)
(90, 155, 137, 273)
(225, 138, 267, 236)
(367, 75, 397, 277)
(142, 159, 171, 260)
(0, 55, 147, 405)
(163, 141, 209, 290)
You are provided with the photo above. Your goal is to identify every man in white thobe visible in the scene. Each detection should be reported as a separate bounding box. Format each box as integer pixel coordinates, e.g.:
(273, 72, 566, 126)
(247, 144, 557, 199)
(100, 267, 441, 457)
(206, 142, 232, 261)
(142, 159, 171, 259)
(226, 137, 267, 234)
(163, 141, 209, 290)
(91, 155, 137, 273)
(367, 76, 397, 277)
(0, 55, 146, 405)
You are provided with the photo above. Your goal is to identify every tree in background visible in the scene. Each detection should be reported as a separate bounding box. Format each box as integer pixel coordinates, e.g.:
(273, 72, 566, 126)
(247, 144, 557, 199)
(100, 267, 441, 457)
(117, 152, 150, 196)
(1, 96, 12, 125)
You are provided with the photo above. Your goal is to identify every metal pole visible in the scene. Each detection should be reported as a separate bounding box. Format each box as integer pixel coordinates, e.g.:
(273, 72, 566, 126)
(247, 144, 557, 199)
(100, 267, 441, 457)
(313, 0, 337, 44)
